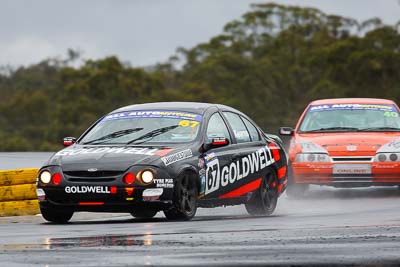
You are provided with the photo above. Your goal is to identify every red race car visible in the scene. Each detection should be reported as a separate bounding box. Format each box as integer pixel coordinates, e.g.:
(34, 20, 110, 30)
(280, 98, 400, 196)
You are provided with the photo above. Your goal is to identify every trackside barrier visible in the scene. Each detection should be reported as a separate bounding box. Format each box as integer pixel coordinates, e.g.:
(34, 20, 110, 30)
(0, 168, 39, 216)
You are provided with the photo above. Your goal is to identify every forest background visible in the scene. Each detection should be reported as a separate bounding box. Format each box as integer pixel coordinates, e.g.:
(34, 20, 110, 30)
(0, 3, 399, 151)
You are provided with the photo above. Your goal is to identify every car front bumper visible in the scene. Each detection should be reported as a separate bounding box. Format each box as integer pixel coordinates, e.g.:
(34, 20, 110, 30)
(37, 185, 174, 212)
(292, 162, 400, 187)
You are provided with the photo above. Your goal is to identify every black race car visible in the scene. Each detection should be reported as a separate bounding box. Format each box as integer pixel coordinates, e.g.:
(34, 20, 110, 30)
(37, 102, 288, 223)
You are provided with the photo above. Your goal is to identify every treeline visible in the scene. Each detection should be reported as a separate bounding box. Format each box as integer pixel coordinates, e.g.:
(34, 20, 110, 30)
(1, 3, 400, 151)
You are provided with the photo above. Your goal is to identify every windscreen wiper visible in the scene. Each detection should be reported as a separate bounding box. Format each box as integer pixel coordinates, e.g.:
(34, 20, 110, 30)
(127, 125, 178, 144)
(301, 127, 360, 133)
(82, 128, 143, 145)
(359, 127, 400, 132)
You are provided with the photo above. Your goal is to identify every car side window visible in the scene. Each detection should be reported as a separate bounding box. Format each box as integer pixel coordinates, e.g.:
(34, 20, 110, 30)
(223, 112, 251, 143)
(241, 116, 261, 141)
(206, 113, 231, 142)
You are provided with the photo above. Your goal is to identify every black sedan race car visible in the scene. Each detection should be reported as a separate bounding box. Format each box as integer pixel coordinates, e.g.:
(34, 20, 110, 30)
(37, 102, 288, 223)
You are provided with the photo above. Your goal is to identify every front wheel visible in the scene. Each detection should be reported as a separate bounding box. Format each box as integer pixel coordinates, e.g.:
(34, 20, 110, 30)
(245, 169, 278, 216)
(164, 172, 198, 221)
(40, 207, 73, 224)
(130, 209, 158, 219)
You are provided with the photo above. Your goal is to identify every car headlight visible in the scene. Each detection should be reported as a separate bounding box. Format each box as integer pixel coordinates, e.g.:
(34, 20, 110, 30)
(139, 170, 155, 184)
(374, 153, 400, 162)
(295, 153, 330, 162)
(39, 171, 52, 184)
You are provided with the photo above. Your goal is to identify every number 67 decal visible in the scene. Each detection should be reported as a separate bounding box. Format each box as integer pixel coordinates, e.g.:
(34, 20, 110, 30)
(179, 120, 199, 128)
(205, 158, 220, 195)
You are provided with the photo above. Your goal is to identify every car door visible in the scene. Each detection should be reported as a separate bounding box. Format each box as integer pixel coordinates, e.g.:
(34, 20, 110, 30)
(220, 112, 273, 197)
(201, 112, 235, 199)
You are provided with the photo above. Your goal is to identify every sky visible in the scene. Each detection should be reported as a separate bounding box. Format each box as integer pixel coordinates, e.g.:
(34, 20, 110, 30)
(0, 0, 399, 67)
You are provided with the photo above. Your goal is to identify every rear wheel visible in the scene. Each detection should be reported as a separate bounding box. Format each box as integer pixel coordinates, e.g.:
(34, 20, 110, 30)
(164, 172, 198, 221)
(245, 169, 278, 216)
(130, 209, 158, 219)
(40, 207, 73, 224)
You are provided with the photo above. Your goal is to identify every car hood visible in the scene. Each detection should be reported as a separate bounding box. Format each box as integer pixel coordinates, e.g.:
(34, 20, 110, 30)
(296, 132, 400, 155)
(46, 145, 185, 171)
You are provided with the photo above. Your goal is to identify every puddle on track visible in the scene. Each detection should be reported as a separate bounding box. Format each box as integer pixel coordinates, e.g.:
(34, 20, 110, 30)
(1, 234, 185, 250)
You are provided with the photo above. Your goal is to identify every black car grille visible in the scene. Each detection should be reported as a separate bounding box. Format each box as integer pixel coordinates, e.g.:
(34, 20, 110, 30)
(64, 170, 124, 177)
(63, 170, 124, 183)
(331, 157, 373, 162)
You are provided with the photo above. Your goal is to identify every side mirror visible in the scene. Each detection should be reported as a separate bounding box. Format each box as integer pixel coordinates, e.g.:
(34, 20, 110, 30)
(63, 137, 76, 147)
(202, 137, 229, 151)
(279, 127, 294, 136)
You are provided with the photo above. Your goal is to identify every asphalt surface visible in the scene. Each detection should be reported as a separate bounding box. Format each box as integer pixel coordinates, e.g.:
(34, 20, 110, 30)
(1, 186, 400, 266)
(0, 152, 54, 170)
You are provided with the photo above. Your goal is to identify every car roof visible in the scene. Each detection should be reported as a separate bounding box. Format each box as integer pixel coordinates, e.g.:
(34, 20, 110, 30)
(309, 98, 396, 105)
(111, 102, 240, 115)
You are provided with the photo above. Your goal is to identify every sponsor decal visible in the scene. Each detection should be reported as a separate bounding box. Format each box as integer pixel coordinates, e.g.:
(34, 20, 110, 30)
(205, 146, 274, 195)
(309, 104, 398, 113)
(143, 188, 163, 201)
(198, 158, 205, 168)
(161, 149, 192, 166)
(306, 164, 331, 169)
(198, 153, 215, 196)
(199, 168, 206, 196)
(204, 152, 215, 163)
(153, 178, 174, 188)
(65, 186, 111, 194)
(56, 147, 160, 156)
(234, 130, 250, 140)
(333, 164, 371, 175)
(346, 145, 357, 151)
(102, 110, 203, 122)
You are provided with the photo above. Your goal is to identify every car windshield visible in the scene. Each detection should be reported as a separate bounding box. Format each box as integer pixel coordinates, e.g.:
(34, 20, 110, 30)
(79, 110, 203, 145)
(299, 103, 400, 133)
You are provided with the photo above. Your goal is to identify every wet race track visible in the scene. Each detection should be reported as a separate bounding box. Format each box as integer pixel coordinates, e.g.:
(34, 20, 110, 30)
(1, 186, 400, 266)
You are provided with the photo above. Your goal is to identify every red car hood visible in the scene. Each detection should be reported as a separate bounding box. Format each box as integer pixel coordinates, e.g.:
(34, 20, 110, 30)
(296, 132, 400, 155)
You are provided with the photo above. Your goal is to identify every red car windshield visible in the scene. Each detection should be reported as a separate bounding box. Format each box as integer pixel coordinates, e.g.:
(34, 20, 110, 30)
(299, 104, 400, 132)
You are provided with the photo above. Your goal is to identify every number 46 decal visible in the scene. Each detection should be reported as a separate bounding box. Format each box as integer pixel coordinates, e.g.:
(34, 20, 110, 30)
(384, 112, 399, 118)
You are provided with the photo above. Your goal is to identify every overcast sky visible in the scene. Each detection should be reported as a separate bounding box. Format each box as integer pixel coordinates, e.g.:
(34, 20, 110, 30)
(1, 0, 399, 67)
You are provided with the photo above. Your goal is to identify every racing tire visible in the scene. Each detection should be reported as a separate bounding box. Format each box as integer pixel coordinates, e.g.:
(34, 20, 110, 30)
(40, 207, 73, 224)
(130, 209, 158, 219)
(245, 169, 278, 216)
(164, 172, 198, 221)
